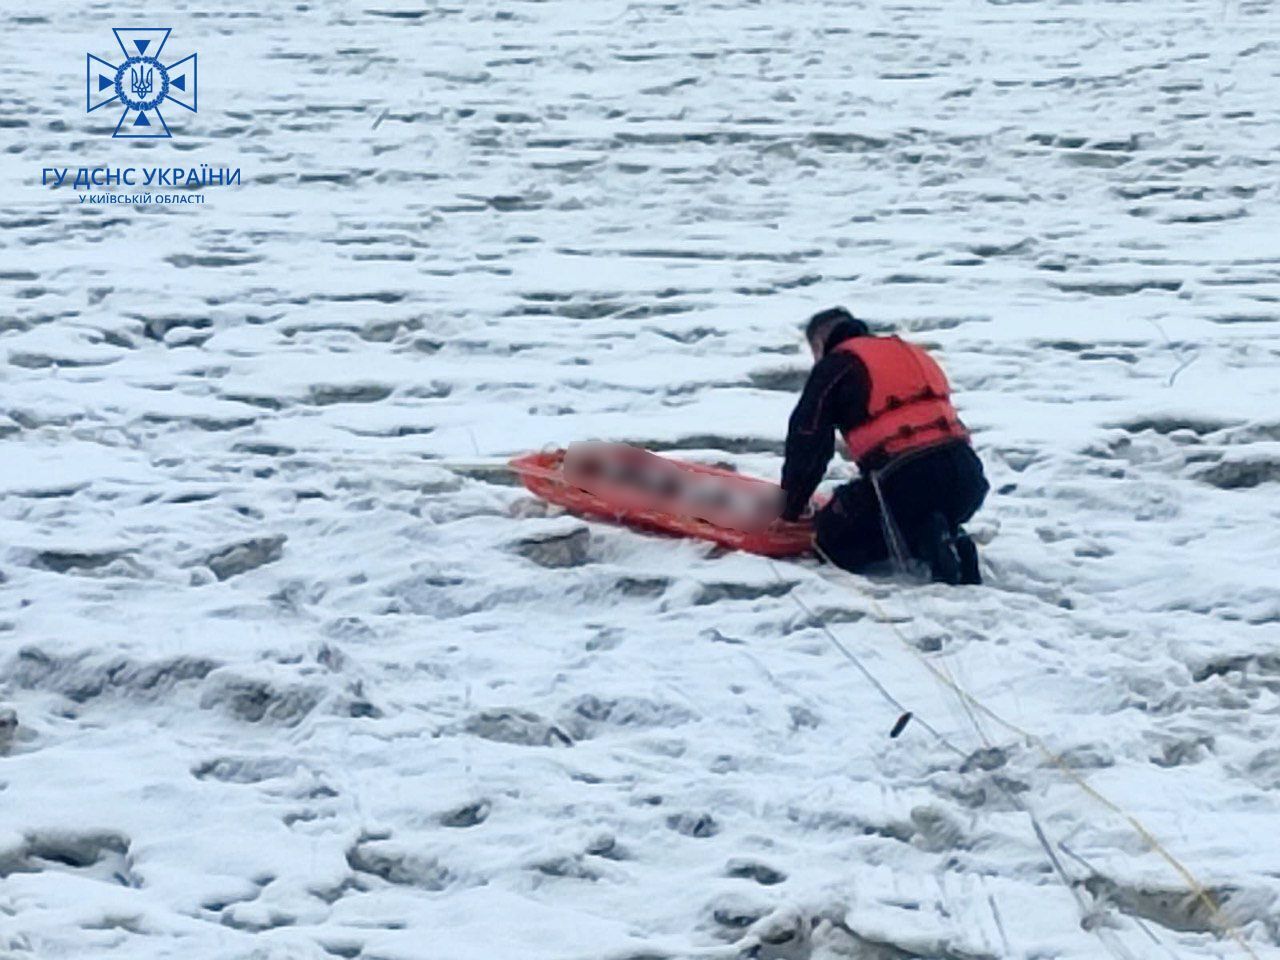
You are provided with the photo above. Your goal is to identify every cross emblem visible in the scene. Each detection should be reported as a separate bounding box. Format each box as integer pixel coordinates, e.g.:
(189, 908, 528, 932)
(87, 28, 197, 139)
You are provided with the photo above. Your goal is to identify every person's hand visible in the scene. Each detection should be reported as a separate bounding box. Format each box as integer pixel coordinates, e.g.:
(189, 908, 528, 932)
(775, 503, 813, 526)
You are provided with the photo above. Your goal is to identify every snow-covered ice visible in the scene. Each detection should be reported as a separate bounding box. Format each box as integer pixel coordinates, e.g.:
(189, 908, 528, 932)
(2, 1, 1280, 958)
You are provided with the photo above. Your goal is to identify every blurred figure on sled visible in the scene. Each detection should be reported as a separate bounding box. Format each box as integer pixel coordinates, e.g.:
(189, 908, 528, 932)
(564, 442, 784, 532)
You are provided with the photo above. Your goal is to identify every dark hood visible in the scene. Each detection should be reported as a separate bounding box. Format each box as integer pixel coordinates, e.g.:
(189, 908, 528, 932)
(822, 319, 870, 354)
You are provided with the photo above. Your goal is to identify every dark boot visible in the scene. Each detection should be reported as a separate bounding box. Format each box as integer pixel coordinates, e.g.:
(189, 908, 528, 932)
(912, 512, 961, 585)
(955, 529, 981, 585)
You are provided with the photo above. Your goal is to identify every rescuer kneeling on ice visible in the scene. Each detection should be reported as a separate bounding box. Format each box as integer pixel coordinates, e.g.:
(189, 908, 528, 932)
(781, 307, 989, 585)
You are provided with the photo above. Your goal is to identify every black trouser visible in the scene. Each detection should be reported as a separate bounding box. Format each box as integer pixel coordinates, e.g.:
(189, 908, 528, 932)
(814, 441, 988, 572)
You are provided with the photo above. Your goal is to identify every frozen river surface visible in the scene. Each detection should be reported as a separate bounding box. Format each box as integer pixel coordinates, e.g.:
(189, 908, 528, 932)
(2, 1, 1280, 958)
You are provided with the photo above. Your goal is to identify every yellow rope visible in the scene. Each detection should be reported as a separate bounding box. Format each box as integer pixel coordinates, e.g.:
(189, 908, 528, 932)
(809, 541, 1259, 960)
(471, 453, 1257, 955)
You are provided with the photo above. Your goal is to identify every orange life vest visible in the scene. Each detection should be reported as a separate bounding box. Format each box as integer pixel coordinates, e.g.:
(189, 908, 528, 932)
(832, 336, 968, 464)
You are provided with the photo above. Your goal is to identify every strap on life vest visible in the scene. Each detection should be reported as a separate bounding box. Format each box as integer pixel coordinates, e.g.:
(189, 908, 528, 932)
(832, 336, 968, 463)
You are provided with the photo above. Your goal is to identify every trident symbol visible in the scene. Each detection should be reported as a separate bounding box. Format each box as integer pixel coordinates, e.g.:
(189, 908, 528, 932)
(130, 66, 153, 100)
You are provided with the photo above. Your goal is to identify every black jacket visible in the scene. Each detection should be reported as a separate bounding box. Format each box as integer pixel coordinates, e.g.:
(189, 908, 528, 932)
(780, 323, 872, 521)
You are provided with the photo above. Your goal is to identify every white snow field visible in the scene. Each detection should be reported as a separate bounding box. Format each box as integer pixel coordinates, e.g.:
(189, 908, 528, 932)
(2, 1, 1280, 958)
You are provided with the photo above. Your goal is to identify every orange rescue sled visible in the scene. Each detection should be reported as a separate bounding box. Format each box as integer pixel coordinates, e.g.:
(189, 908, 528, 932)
(510, 448, 815, 558)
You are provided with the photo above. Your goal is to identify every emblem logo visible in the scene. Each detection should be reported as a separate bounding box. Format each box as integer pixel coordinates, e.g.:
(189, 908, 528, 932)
(87, 28, 197, 139)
